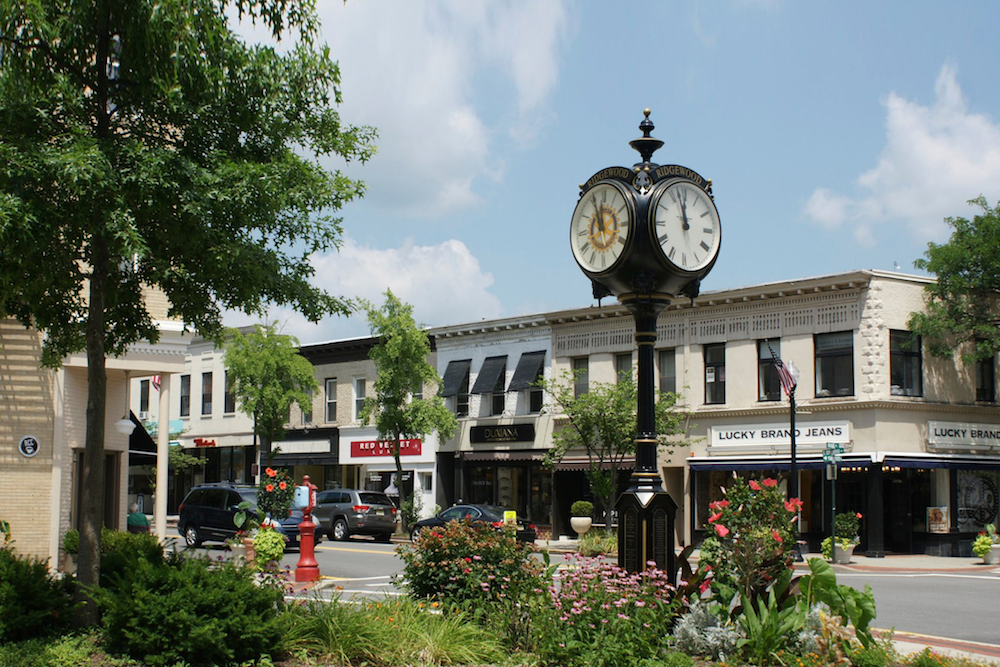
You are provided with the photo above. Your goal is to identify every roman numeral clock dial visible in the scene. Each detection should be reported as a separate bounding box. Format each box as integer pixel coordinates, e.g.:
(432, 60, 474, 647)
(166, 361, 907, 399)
(651, 181, 721, 273)
(570, 181, 633, 274)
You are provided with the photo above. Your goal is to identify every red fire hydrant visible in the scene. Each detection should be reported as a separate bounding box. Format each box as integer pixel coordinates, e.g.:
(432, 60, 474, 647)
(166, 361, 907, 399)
(295, 475, 320, 582)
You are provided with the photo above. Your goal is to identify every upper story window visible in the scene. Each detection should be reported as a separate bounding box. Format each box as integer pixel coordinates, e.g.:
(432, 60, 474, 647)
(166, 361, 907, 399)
(658, 349, 676, 394)
(509, 351, 546, 414)
(441, 360, 472, 417)
(615, 353, 632, 383)
(977, 356, 995, 403)
(573, 357, 589, 397)
(412, 379, 423, 402)
(758, 339, 782, 402)
(472, 356, 507, 417)
(704, 343, 726, 405)
(201, 372, 213, 415)
(139, 379, 150, 414)
(325, 378, 337, 422)
(224, 370, 236, 413)
(889, 330, 922, 397)
(353, 378, 366, 421)
(815, 332, 854, 397)
(179, 374, 191, 417)
(301, 389, 313, 424)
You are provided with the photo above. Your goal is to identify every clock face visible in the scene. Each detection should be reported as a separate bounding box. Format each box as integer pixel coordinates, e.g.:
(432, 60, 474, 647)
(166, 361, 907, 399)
(651, 180, 721, 272)
(570, 182, 633, 274)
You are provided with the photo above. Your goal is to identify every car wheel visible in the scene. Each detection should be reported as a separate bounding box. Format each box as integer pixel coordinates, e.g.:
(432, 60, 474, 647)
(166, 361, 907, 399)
(184, 525, 202, 548)
(376, 532, 392, 543)
(409, 526, 422, 541)
(332, 518, 350, 541)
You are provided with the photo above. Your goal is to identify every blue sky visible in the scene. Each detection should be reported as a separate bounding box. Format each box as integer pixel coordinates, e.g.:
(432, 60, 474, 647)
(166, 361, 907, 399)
(227, 1, 1000, 343)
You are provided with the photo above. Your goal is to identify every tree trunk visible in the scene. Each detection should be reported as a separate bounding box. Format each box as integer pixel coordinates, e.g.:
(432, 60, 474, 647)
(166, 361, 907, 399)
(393, 432, 408, 533)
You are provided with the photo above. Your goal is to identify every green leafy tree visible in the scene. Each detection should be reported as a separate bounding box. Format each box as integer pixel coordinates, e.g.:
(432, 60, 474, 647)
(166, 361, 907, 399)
(908, 197, 1000, 362)
(536, 370, 688, 525)
(0, 0, 374, 619)
(359, 290, 457, 532)
(225, 323, 318, 466)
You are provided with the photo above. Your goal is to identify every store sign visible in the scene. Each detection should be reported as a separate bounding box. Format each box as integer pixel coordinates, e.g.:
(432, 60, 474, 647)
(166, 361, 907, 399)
(350, 438, 422, 458)
(18, 435, 40, 458)
(711, 421, 850, 447)
(470, 424, 535, 444)
(193, 438, 216, 447)
(928, 421, 1000, 449)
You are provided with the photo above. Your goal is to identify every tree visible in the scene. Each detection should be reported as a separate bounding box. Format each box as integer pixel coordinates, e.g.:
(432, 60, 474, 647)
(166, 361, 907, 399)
(224, 323, 318, 466)
(536, 370, 688, 525)
(359, 290, 457, 532)
(909, 197, 1000, 362)
(0, 0, 374, 622)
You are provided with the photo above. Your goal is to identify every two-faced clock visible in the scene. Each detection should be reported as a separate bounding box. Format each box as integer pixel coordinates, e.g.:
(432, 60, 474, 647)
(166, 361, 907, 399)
(570, 181, 635, 274)
(650, 179, 721, 273)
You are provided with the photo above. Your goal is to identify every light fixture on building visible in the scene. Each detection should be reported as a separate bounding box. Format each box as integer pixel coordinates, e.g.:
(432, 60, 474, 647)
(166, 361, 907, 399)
(115, 370, 138, 435)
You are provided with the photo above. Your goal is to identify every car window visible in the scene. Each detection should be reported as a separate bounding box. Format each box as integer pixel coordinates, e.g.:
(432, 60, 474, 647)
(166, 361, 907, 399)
(466, 507, 483, 519)
(440, 507, 464, 521)
(183, 489, 203, 506)
(359, 493, 392, 506)
(202, 488, 227, 509)
(225, 491, 244, 509)
(237, 488, 258, 504)
(316, 491, 336, 504)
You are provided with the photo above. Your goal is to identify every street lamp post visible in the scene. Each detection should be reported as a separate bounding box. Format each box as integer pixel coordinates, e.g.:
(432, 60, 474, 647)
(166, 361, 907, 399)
(786, 362, 803, 561)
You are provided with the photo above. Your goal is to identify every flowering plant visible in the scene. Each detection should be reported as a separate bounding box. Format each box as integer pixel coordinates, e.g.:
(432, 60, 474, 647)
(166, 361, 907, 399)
(834, 511, 862, 542)
(699, 476, 799, 601)
(972, 523, 998, 558)
(257, 467, 294, 520)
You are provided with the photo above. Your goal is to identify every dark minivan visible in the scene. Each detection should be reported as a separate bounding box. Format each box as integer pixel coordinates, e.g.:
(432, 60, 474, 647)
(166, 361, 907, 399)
(177, 483, 257, 548)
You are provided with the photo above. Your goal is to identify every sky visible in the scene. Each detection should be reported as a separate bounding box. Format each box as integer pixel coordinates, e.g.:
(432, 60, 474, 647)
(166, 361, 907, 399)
(226, 1, 1000, 344)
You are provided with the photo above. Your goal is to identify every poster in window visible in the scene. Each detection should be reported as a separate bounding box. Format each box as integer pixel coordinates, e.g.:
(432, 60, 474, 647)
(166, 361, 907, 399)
(927, 506, 949, 534)
(706, 367, 716, 384)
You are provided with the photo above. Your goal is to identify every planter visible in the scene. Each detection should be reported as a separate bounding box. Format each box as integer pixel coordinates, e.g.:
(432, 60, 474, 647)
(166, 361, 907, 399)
(229, 542, 247, 564)
(833, 542, 856, 564)
(984, 544, 1000, 565)
(61, 553, 77, 575)
(570, 516, 593, 537)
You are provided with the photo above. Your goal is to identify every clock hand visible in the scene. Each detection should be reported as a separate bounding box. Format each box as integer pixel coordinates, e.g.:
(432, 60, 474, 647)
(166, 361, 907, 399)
(679, 190, 690, 231)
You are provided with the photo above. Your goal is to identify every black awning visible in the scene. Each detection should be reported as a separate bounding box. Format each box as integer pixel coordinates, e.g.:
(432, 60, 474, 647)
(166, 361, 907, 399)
(687, 456, 869, 471)
(471, 356, 507, 394)
(440, 359, 472, 397)
(271, 452, 339, 466)
(508, 351, 545, 392)
(883, 455, 1000, 470)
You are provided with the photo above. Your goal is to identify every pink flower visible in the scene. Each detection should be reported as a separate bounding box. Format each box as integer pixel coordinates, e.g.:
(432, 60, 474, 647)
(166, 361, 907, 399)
(772, 530, 783, 543)
(749, 480, 761, 491)
(763, 478, 778, 488)
(699, 580, 711, 594)
(714, 524, 730, 538)
(785, 498, 803, 512)
(857, 512, 863, 519)
(708, 512, 722, 524)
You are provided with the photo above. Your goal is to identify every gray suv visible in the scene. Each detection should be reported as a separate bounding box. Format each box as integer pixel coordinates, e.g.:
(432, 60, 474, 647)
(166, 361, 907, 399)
(312, 489, 397, 542)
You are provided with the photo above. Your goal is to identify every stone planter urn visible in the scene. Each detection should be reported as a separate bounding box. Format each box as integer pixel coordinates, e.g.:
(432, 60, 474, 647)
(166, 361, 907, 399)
(833, 542, 856, 564)
(229, 542, 247, 564)
(570, 516, 593, 537)
(984, 544, 1000, 565)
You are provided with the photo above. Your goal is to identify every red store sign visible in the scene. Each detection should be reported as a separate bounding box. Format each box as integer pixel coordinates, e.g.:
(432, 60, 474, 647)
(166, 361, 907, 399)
(350, 438, 422, 458)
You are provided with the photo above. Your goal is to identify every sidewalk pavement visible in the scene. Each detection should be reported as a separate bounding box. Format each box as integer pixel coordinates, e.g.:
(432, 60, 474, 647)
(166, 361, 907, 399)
(535, 537, 1000, 664)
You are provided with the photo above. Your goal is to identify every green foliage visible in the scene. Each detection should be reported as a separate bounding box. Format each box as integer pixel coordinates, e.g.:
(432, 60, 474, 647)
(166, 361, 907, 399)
(0, 547, 74, 643)
(570, 500, 594, 517)
(98, 530, 164, 589)
(61, 530, 80, 555)
(400, 492, 422, 529)
(736, 575, 805, 666)
(851, 641, 891, 667)
(225, 322, 319, 463)
(578, 527, 617, 556)
(252, 526, 287, 567)
(797, 557, 878, 649)
(97, 555, 286, 667)
(909, 197, 1000, 363)
(971, 524, 998, 558)
(537, 369, 688, 523)
(909, 647, 953, 667)
(397, 519, 544, 607)
(258, 466, 295, 520)
(835, 511, 862, 541)
(361, 290, 457, 530)
(822, 535, 858, 561)
(234, 500, 264, 533)
(672, 599, 743, 661)
(701, 476, 799, 601)
(0, 519, 10, 546)
(0, 630, 143, 667)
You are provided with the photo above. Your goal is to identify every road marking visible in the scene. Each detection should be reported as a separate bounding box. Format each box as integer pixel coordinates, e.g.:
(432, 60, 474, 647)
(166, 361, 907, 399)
(319, 574, 391, 582)
(316, 544, 396, 555)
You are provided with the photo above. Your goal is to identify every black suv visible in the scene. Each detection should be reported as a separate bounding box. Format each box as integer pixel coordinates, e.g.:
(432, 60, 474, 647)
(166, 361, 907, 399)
(178, 483, 257, 548)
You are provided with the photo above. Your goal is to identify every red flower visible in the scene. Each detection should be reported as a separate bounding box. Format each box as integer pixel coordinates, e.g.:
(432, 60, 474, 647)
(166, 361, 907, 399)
(784, 498, 803, 512)
(714, 524, 730, 538)
(856, 512, 863, 519)
(709, 499, 731, 510)
(772, 529, 783, 543)
(762, 478, 778, 488)
(265, 468, 277, 478)
(749, 480, 761, 491)
(278, 481, 287, 490)
(699, 580, 711, 594)
(265, 483, 274, 492)
(709, 512, 723, 524)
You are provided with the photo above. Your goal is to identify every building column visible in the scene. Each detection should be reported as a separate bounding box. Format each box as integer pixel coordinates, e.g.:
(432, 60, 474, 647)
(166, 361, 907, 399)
(154, 375, 170, 539)
(866, 462, 885, 557)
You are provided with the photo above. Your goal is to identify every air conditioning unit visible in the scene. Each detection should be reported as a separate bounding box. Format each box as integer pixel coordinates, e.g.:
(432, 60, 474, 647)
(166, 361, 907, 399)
(139, 411, 149, 421)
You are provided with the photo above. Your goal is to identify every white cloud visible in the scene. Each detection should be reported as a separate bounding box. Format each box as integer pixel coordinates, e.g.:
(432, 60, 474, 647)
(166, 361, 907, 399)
(804, 65, 1000, 242)
(314, 1, 570, 217)
(225, 237, 504, 344)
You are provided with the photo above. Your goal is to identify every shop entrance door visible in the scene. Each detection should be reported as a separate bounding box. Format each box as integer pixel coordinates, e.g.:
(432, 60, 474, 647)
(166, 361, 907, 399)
(883, 473, 912, 553)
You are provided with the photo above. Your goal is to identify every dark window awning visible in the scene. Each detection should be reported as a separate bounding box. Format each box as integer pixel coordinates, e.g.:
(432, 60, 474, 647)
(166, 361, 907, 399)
(463, 449, 546, 462)
(270, 452, 339, 467)
(440, 359, 472, 397)
(508, 351, 546, 392)
(471, 356, 507, 394)
(883, 454, 1000, 470)
(687, 455, 871, 471)
(554, 455, 635, 471)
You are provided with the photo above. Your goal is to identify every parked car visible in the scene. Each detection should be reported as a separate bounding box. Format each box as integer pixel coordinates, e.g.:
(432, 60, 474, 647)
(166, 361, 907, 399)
(177, 482, 321, 549)
(311, 489, 397, 542)
(409, 504, 537, 544)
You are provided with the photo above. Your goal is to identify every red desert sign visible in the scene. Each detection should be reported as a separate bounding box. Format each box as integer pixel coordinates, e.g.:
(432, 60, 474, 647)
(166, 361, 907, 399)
(350, 438, 422, 458)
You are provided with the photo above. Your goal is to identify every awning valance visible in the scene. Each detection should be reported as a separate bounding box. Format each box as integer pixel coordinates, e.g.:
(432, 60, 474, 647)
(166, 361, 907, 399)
(471, 356, 507, 394)
(508, 351, 546, 392)
(687, 455, 870, 472)
(463, 449, 546, 462)
(440, 359, 471, 397)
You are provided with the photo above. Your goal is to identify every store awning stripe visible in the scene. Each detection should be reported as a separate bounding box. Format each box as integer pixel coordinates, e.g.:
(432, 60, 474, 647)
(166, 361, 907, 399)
(440, 359, 471, 397)
(508, 351, 546, 392)
(471, 356, 507, 394)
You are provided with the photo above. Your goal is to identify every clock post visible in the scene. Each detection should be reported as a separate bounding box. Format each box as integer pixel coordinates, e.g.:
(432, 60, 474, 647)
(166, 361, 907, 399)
(568, 110, 721, 575)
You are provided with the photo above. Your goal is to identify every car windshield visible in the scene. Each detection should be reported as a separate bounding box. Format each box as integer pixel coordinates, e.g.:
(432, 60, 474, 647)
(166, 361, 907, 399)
(359, 493, 392, 506)
(238, 489, 258, 504)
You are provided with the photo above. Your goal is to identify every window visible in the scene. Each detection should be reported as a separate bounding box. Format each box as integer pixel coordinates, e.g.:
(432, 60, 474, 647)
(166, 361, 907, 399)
(325, 378, 337, 422)
(615, 353, 632, 383)
(815, 332, 854, 397)
(758, 339, 782, 401)
(573, 357, 589, 397)
(889, 330, 922, 396)
(179, 374, 191, 417)
(491, 362, 507, 416)
(471, 356, 507, 416)
(139, 379, 150, 414)
(456, 370, 470, 417)
(441, 360, 472, 417)
(658, 349, 676, 394)
(977, 357, 995, 402)
(224, 371, 236, 413)
(354, 378, 366, 421)
(509, 351, 546, 414)
(301, 389, 313, 424)
(704, 343, 726, 404)
(201, 372, 213, 415)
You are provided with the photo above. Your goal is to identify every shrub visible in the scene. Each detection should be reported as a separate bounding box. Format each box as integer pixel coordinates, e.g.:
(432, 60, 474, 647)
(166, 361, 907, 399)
(0, 547, 74, 643)
(672, 599, 743, 661)
(252, 526, 287, 568)
(909, 647, 952, 667)
(851, 642, 890, 667)
(579, 528, 617, 556)
(571, 500, 594, 517)
(835, 511, 862, 541)
(97, 554, 287, 667)
(99, 530, 164, 589)
(61, 530, 79, 555)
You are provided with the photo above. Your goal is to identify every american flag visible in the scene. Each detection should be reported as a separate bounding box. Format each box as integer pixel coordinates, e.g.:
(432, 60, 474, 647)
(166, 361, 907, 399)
(152, 375, 161, 391)
(767, 343, 797, 396)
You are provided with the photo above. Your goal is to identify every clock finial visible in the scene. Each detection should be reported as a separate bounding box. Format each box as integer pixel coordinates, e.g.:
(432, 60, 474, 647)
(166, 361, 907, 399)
(629, 108, 664, 166)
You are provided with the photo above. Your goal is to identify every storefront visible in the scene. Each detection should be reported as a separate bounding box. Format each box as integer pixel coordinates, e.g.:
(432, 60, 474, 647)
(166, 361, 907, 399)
(270, 427, 342, 491)
(339, 428, 437, 518)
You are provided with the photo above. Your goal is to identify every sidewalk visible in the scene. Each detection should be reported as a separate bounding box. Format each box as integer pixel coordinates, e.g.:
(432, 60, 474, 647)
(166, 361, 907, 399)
(536, 538, 1000, 664)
